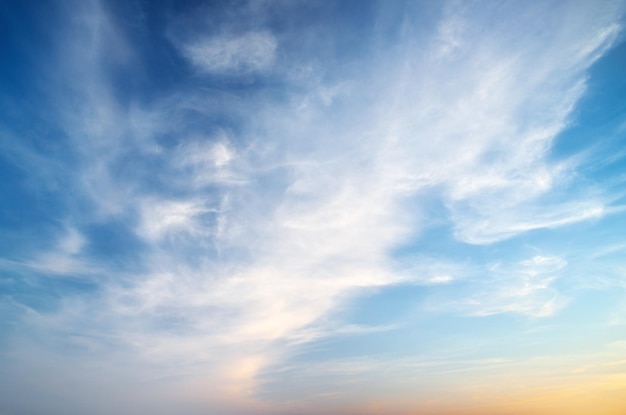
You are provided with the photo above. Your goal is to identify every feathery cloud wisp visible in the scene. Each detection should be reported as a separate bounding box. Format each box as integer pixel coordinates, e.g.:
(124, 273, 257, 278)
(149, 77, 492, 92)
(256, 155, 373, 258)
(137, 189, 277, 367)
(1, 1, 625, 414)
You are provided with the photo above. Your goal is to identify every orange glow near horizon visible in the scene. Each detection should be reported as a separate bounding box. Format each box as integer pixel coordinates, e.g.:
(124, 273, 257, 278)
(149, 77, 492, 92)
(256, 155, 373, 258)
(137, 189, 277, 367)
(294, 367, 626, 415)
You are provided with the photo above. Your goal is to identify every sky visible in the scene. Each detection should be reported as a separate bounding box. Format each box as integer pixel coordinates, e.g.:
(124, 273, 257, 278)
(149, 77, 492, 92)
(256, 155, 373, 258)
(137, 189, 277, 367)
(1, 0, 626, 414)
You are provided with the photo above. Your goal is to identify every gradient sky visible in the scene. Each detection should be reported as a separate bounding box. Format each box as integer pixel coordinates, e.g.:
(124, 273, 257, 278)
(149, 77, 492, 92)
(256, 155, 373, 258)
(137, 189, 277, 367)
(1, 1, 626, 414)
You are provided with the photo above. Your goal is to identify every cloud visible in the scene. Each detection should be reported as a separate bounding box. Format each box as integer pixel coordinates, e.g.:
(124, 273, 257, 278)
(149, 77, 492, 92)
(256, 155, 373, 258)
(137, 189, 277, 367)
(0, 227, 96, 277)
(183, 31, 277, 75)
(449, 201, 607, 245)
(174, 134, 247, 187)
(447, 254, 569, 318)
(1, 0, 625, 414)
(136, 198, 213, 242)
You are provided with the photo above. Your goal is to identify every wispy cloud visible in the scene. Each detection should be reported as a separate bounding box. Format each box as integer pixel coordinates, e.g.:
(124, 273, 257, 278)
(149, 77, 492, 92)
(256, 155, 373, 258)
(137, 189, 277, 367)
(183, 31, 277, 75)
(1, 0, 625, 414)
(447, 254, 569, 318)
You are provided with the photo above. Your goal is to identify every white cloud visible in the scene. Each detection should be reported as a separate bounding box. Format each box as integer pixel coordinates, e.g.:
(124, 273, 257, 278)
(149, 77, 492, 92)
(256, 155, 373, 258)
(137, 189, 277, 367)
(58, 0, 622, 362)
(3, 0, 626, 413)
(450, 201, 607, 245)
(449, 254, 569, 317)
(183, 31, 277, 74)
(57, 228, 86, 255)
(0, 227, 94, 277)
(136, 198, 212, 242)
(174, 135, 246, 187)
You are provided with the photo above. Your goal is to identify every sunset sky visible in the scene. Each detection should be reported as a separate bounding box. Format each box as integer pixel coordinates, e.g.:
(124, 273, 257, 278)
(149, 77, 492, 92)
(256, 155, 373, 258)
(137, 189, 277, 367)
(1, 1, 626, 414)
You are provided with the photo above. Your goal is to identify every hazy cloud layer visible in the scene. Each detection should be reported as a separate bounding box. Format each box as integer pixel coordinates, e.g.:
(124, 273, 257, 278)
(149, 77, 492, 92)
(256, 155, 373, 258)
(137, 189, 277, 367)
(1, 1, 625, 414)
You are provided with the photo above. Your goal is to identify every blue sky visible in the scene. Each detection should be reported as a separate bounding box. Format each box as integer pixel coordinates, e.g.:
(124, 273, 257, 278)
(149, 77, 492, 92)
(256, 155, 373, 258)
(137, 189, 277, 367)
(1, 1, 626, 414)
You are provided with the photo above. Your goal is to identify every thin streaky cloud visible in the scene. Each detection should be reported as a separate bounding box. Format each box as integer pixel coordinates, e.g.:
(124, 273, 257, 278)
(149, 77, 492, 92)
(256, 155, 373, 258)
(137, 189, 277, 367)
(1, 1, 625, 415)
(183, 31, 278, 75)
